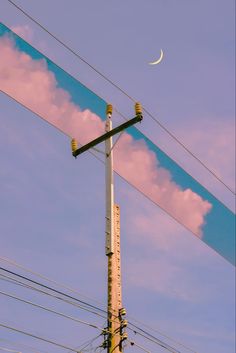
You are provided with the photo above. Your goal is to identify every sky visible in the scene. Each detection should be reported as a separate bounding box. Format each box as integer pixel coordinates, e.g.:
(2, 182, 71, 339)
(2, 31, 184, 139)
(0, 1, 235, 353)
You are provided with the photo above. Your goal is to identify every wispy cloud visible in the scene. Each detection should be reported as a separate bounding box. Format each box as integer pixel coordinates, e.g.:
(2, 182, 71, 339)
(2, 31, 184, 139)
(11, 25, 33, 42)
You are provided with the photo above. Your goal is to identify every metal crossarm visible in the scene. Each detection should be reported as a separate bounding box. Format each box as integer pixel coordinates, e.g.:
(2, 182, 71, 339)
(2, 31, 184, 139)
(72, 115, 143, 158)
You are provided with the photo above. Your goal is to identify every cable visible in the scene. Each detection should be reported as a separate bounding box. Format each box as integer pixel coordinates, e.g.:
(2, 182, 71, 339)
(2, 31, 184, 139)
(0, 338, 49, 353)
(0, 273, 196, 353)
(0, 256, 121, 320)
(5, 0, 235, 195)
(0, 266, 106, 315)
(0, 274, 123, 329)
(0, 347, 21, 353)
(0, 265, 195, 352)
(0, 267, 123, 325)
(0, 290, 106, 332)
(0, 273, 108, 320)
(75, 334, 102, 352)
(1, 90, 233, 220)
(128, 328, 182, 353)
(1, 92, 233, 267)
(0, 259, 196, 353)
(128, 318, 198, 353)
(0, 256, 107, 311)
(0, 323, 82, 352)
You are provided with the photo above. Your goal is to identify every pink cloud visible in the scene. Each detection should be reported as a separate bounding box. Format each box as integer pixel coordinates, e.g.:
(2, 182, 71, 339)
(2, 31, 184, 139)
(0, 36, 212, 235)
(11, 25, 33, 42)
(120, 189, 225, 301)
(114, 134, 211, 235)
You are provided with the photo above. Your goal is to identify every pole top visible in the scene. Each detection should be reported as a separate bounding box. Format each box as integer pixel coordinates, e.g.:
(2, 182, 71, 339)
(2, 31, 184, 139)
(135, 102, 142, 115)
(106, 104, 113, 115)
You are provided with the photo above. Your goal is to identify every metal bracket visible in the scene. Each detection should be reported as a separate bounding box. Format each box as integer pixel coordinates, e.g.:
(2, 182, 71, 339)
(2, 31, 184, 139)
(106, 131, 124, 157)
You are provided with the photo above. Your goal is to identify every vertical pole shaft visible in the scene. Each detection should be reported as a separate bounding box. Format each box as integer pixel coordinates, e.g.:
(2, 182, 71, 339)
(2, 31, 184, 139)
(105, 105, 122, 353)
(105, 105, 114, 257)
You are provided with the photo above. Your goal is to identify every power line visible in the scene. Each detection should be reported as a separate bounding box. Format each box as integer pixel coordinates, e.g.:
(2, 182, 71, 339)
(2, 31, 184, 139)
(75, 334, 102, 352)
(128, 318, 198, 353)
(0, 266, 106, 315)
(0, 257, 197, 353)
(0, 274, 124, 329)
(0, 256, 107, 311)
(1, 92, 232, 267)
(0, 276, 189, 353)
(2, 89, 233, 220)
(0, 347, 21, 353)
(0, 273, 108, 320)
(129, 329, 181, 353)
(0, 290, 106, 332)
(0, 256, 122, 320)
(0, 268, 127, 329)
(0, 276, 193, 353)
(0, 265, 197, 353)
(0, 338, 50, 353)
(5, 0, 235, 195)
(0, 323, 83, 352)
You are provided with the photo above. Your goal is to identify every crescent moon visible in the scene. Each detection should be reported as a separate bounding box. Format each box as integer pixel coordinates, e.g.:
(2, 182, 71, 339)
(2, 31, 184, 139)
(149, 49, 164, 65)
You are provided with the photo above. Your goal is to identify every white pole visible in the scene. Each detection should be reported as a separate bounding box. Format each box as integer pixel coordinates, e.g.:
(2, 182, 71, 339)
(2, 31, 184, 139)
(105, 104, 114, 256)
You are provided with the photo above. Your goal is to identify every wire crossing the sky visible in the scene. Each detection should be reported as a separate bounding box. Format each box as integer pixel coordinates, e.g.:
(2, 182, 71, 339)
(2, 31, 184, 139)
(1, 91, 233, 268)
(0, 338, 50, 353)
(0, 266, 106, 314)
(0, 290, 106, 331)
(0, 256, 198, 353)
(0, 266, 197, 353)
(6, 0, 235, 195)
(0, 255, 106, 309)
(0, 323, 83, 352)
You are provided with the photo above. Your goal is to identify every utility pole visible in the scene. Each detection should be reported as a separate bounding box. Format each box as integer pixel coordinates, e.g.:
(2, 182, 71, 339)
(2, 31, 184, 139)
(71, 103, 143, 352)
(105, 105, 126, 353)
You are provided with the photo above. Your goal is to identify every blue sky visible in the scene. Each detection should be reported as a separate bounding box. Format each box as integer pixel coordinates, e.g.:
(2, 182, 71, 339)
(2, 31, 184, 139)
(0, 1, 235, 353)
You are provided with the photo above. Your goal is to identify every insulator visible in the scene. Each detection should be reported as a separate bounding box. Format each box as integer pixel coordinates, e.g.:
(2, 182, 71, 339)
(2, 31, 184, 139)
(71, 138, 78, 153)
(119, 307, 126, 316)
(121, 319, 128, 328)
(121, 332, 128, 341)
(135, 102, 142, 115)
(101, 341, 108, 349)
(106, 104, 113, 115)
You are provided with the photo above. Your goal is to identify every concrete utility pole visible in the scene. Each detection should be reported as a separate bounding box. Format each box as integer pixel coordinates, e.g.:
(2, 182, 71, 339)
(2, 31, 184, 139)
(105, 105, 126, 353)
(71, 103, 143, 353)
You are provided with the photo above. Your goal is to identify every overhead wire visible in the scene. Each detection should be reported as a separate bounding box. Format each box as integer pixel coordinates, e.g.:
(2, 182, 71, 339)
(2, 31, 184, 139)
(0, 273, 123, 329)
(0, 258, 197, 353)
(0, 290, 106, 332)
(0, 269, 182, 353)
(0, 275, 186, 353)
(1, 6, 233, 348)
(0, 323, 82, 353)
(0, 272, 197, 353)
(0, 256, 106, 311)
(0, 272, 108, 320)
(127, 318, 198, 353)
(74, 334, 102, 353)
(5, 0, 235, 195)
(0, 256, 122, 320)
(0, 347, 21, 353)
(0, 266, 106, 315)
(1, 92, 232, 266)
(0, 338, 50, 353)
(128, 329, 181, 353)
